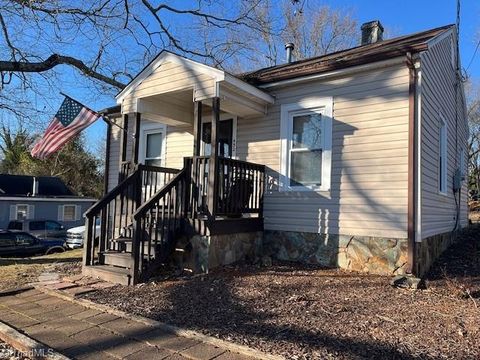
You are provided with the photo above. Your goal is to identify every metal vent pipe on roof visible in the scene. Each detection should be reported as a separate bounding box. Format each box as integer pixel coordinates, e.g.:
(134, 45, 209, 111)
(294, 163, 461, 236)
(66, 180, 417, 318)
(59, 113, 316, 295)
(285, 43, 294, 63)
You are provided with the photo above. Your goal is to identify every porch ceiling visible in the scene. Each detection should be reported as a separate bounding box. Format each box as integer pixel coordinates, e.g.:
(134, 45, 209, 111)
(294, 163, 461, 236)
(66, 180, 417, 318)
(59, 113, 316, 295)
(116, 51, 274, 122)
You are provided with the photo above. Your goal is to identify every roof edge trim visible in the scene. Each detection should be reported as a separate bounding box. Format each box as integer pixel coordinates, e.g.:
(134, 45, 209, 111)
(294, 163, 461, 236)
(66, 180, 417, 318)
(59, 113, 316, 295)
(258, 57, 407, 89)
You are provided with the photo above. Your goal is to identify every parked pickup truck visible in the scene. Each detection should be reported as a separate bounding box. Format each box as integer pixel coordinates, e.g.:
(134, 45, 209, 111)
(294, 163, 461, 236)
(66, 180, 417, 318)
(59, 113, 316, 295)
(65, 218, 101, 249)
(0, 230, 65, 257)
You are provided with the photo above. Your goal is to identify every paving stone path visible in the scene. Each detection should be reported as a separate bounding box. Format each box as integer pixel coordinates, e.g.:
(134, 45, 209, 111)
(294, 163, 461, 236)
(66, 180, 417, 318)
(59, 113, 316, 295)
(0, 288, 261, 360)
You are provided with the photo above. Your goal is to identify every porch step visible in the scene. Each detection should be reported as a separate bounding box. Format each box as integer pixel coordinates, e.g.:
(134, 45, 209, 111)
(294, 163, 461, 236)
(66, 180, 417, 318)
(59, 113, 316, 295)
(82, 265, 131, 286)
(100, 252, 132, 268)
(112, 237, 157, 254)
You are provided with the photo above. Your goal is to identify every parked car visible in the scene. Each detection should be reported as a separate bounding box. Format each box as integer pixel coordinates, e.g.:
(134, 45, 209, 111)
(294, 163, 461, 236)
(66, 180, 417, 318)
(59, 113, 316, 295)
(7, 220, 66, 239)
(0, 230, 65, 257)
(65, 218, 101, 249)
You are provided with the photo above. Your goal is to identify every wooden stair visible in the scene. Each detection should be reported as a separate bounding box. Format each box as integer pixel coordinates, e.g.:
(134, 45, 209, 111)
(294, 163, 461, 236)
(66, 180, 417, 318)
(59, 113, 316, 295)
(83, 264, 132, 285)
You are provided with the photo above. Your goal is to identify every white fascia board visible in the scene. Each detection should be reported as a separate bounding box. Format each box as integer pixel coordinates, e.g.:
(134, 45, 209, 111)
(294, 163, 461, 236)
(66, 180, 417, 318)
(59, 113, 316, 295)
(116, 51, 225, 104)
(259, 57, 407, 89)
(224, 73, 275, 104)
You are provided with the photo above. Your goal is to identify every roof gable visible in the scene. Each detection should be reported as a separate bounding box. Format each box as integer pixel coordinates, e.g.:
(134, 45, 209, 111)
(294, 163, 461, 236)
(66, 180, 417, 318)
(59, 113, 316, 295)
(116, 51, 225, 103)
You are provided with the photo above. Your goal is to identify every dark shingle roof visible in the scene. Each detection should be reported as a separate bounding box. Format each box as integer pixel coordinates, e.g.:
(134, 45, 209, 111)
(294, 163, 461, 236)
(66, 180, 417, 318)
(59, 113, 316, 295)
(240, 24, 453, 85)
(0, 174, 74, 197)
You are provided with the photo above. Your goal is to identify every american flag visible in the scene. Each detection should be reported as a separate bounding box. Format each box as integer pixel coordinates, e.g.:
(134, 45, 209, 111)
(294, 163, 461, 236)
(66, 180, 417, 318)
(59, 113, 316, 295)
(31, 96, 100, 159)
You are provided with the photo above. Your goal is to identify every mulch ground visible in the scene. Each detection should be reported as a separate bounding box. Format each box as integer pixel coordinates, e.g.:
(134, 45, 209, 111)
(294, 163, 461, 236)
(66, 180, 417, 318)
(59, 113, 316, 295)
(82, 227, 479, 359)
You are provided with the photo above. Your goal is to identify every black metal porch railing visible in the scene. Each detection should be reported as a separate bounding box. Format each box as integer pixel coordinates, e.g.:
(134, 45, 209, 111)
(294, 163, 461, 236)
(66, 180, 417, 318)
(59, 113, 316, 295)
(83, 164, 179, 267)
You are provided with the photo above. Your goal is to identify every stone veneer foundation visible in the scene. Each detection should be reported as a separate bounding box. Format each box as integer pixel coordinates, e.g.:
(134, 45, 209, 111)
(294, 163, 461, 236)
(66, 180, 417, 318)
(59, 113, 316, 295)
(414, 231, 455, 277)
(263, 230, 409, 275)
(180, 232, 263, 273)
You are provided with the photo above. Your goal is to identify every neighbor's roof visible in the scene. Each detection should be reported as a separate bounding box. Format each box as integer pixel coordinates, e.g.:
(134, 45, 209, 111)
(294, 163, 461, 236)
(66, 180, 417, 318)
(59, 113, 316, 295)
(0, 174, 74, 197)
(240, 24, 454, 85)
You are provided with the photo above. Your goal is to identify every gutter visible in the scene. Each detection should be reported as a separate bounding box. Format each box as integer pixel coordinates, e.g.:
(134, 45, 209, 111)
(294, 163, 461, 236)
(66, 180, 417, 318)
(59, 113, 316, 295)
(405, 52, 418, 275)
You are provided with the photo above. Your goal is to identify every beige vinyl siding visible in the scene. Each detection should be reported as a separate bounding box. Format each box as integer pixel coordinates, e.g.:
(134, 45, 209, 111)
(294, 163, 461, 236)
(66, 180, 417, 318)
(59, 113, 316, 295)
(107, 115, 122, 191)
(420, 33, 468, 239)
(237, 64, 410, 238)
(164, 124, 193, 169)
(121, 61, 216, 112)
(108, 115, 191, 179)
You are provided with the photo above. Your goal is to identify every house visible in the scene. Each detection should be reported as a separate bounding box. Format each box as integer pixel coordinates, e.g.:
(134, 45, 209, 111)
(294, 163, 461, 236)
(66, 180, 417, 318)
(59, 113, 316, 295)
(83, 21, 468, 285)
(0, 174, 96, 229)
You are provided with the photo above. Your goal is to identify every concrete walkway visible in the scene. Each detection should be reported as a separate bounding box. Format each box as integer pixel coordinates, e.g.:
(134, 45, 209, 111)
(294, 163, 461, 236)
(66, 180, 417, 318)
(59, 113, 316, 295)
(0, 288, 259, 360)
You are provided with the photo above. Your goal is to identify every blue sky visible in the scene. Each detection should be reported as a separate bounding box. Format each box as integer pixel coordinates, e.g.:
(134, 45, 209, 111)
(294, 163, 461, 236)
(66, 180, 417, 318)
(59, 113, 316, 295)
(60, 0, 480, 151)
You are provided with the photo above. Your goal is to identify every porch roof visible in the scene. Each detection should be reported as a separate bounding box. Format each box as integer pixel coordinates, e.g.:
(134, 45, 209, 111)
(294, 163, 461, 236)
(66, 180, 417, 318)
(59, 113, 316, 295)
(116, 51, 274, 122)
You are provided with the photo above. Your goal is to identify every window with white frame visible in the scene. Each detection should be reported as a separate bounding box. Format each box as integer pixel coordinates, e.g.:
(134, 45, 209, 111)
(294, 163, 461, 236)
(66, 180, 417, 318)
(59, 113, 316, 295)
(280, 98, 332, 191)
(63, 205, 77, 221)
(140, 124, 166, 167)
(16, 204, 28, 220)
(9, 204, 33, 221)
(439, 116, 448, 194)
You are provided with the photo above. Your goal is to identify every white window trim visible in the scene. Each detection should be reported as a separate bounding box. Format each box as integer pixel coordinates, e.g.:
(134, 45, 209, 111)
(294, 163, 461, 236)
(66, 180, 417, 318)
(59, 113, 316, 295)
(62, 204, 77, 221)
(439, 113, 448, 195)
(280, 97, 333, 192)
(200, 114, 238, 158)
(139, 121, 167, 166)
(15, 204, 29, 220)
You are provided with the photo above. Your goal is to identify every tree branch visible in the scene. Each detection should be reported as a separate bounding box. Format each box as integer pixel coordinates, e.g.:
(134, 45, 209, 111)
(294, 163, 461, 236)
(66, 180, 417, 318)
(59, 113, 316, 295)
(0, 54, 126, 89)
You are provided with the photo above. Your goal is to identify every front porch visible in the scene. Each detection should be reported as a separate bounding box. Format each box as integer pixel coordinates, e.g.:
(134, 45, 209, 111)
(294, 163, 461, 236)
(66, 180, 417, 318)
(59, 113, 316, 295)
(83, 52, 274, 284)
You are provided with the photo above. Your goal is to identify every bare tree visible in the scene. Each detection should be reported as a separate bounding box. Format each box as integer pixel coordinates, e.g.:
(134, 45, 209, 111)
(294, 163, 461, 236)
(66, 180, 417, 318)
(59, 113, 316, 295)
(467, 81, 480, 196)
(281, 2, 358, 61)
(0, 0, 265, 121)
(0, 0, 360, 123)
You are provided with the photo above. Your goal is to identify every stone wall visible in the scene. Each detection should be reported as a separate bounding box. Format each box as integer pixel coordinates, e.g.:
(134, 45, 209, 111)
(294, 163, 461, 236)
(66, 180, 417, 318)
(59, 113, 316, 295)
(179, 232, 262, 273)
(263, 230, 408, 275)
(414, 231, 455, 277)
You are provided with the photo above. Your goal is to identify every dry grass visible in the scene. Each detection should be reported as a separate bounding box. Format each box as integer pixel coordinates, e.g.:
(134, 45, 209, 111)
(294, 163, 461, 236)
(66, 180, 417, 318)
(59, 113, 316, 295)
(0, 249, 83, 291)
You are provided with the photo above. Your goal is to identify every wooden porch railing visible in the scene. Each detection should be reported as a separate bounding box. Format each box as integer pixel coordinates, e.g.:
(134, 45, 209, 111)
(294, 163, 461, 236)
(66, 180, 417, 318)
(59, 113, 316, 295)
(131, 169, 188, 282)
(83, 164, 179, 267)
(184, 156, 265, 218)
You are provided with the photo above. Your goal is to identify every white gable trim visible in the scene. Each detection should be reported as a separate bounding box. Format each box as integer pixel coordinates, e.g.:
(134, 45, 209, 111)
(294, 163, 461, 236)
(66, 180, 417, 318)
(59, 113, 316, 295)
(116, 51, 274, 106)
(116, 51, 225, 103)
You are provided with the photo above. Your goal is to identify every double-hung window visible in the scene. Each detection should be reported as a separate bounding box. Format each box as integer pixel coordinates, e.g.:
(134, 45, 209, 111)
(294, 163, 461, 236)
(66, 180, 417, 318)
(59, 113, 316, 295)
(280, 97, 332, 191)
(139, 123, 166, 167)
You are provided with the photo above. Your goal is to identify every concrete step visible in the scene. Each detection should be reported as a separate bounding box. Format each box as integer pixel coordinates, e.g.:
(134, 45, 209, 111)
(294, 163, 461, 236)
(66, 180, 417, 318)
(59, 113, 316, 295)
(83, 265, 132, 285)
(100, 252, 132, 268)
